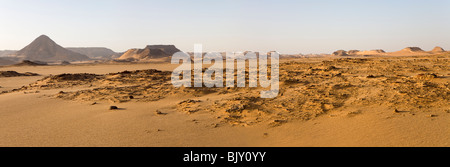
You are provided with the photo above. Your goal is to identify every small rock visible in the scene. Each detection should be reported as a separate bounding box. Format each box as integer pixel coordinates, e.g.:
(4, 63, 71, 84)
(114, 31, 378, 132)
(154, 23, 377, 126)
(129, 95, 134, 99)
(273, 120, 288, 123)
(155, 110, 167, 115)
(328, 115, 337, 118)
(394, 109, 400, 113)
(91, 102, 97, 105)
(367, 75, 376, 78)
(213, 124, 219, 128)
(110, 106, 119, 110)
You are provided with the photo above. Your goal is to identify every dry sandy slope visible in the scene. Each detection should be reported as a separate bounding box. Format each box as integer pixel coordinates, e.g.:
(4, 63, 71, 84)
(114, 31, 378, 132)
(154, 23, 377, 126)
(0, 57, 449, 147)
(0, 90, 448, 147)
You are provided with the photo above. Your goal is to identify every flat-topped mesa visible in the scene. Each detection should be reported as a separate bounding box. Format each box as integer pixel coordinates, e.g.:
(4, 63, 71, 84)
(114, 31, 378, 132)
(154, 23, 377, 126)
(402, 47, 425, 53)
(118, 45, 181, 61)
(431, 46, 445, 53)
(144, 45, 181, 56)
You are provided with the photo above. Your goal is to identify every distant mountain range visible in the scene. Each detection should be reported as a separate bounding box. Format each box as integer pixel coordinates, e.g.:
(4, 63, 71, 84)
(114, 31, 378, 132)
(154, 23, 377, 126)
(0, 57, 16, 66)
(66, 47, 122, 59)
(1, 35, 181, 64)
(330, 46, 447, 57)
(2, 47, 122, 60)
(1, 35, 448, 65)
(0, 50, 17, 57)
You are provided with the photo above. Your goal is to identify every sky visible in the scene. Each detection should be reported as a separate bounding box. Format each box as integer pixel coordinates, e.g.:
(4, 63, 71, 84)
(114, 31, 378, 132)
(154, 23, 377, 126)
(0, 0, 450, 54)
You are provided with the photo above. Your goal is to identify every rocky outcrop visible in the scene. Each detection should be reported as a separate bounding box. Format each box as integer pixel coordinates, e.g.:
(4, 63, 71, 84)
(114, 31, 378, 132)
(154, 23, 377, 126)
(118, 45, 180, 61)
(401, 47, 425, 53)
(13, 60, 48, 66)
(332, 50, 349, 56)
(0, 71, 39, 77)
(118, 45, 181, 61)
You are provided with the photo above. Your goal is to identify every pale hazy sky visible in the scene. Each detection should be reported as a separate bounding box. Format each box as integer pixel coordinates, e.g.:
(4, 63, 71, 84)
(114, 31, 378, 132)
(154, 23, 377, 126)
(1, 0, 449, 54)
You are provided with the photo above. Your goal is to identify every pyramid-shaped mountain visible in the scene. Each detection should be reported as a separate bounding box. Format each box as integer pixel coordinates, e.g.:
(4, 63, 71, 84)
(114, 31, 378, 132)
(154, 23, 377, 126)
(431, 46, 445, 53)
(12, 35, 90, 62)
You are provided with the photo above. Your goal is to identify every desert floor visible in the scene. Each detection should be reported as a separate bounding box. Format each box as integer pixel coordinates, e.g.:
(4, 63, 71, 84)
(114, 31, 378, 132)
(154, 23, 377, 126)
(0, 56, 449, 147)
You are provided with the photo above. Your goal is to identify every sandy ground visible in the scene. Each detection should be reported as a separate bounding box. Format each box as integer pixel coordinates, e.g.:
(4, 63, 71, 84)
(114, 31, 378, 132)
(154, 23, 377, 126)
(0, 56, 449, 147)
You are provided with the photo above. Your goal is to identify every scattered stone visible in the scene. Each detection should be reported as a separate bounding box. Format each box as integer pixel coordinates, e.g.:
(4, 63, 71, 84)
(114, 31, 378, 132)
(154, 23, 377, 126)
(273, 120, 288, 123)
(269, 120, 288, 127)
(367, 75, 376, 78)
(187, 109, 200, 114)
(60, 61, 71, 65)
(347, 110, 362, 117)
(394, 109, 400, 113)
(155, 110, 167, 115)
(110, 106, 119, 110)
(427, 114, 438, 118)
